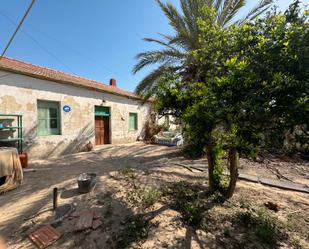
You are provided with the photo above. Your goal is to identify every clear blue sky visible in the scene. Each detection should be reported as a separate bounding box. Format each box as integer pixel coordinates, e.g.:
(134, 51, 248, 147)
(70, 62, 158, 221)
(0, 0, 300, 92)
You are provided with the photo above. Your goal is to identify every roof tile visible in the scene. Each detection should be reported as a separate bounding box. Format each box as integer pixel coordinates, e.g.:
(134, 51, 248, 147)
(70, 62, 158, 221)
(0, 57, 141, 100)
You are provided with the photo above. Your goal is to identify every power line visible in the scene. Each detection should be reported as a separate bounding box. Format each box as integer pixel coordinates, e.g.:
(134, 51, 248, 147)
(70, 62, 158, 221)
(0, 10, 133, 84)
(26, 24, 134, 84)
(0, 0, 36, 59)
(0, 11, 75, 74)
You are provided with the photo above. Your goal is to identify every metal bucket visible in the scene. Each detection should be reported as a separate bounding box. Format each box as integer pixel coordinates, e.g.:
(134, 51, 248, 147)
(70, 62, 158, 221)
(77, 173, 96, 193)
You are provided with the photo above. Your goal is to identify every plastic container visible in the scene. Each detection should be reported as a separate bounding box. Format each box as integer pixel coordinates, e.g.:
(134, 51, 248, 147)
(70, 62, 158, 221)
(77, 173, 96, 193)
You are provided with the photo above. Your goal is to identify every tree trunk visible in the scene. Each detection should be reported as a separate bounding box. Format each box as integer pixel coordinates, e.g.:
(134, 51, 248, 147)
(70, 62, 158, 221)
(206, 146, 217, 192)
(225, 148, 239, 198)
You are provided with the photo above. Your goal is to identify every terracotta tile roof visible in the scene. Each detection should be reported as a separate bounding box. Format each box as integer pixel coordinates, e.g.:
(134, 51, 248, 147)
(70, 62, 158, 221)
(0, 57, 141, 100)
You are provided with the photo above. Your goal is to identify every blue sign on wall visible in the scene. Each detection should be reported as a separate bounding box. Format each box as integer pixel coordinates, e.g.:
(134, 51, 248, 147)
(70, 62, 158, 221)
(63, 105, 71, 113)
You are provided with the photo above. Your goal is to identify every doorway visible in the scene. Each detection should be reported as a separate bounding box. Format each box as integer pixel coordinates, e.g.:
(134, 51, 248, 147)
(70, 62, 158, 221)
(95, 106, 111, 145)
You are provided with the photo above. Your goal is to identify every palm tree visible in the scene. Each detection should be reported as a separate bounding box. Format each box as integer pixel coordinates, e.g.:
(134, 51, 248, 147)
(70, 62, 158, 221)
(133, 0, 273, 97)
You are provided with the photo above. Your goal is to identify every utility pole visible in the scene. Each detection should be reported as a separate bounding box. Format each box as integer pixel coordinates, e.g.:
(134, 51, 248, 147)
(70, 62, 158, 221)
(0, 0, 36, 59)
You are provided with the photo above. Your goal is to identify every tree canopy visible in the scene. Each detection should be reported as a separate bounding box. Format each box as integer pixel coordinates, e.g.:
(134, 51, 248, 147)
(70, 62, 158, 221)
(151, 1, 309, 197)
(133, 0, 273, 98)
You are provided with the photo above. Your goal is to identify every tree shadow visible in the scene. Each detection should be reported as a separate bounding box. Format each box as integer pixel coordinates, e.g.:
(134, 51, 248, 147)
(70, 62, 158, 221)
(23, 123, 95, 159)
(0, 143, 288, 248)
(60, 188, 81, 199)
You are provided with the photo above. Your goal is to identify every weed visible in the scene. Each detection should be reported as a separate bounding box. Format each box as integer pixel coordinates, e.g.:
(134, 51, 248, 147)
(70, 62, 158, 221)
(239, 198, 251, 209)
(290, 237, 302, 249)
(115, 214, 150, 249)
(141, 187, 161, 207)
(119, 166, 136, 179)
(163, 181, 205, 227)
(209, 191, 225, 204)
(181, 201, 202, 226)
(235, 205, 287, 246)
(128, 186, 161, 208)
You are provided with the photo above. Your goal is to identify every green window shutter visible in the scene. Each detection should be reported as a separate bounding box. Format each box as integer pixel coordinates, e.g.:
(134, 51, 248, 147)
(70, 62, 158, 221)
(129, 113, 138, 131)
(37, 101, 60, 136)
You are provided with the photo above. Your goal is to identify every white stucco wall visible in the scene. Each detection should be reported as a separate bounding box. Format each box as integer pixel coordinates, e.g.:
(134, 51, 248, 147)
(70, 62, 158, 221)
(0, 70, 152, 159)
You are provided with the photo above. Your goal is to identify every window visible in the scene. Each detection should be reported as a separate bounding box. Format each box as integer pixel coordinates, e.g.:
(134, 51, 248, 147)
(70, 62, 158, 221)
(129, 113, 138, 131)
(37, 100, 60, 136)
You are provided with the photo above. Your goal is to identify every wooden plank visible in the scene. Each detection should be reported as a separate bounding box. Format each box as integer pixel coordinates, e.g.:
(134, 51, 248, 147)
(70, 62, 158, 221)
(28, 225, 61, 249)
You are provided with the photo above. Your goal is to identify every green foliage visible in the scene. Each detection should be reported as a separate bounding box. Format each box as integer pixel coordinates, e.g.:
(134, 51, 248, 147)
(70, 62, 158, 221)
(182, 142, 205, 158)
(116, 214, 150, 249)
(154, 2, 308, 196)
(128, 187, 161, 208)
(133, 0, 272, 97)
(162, 181, 205, 226)
(235, 205, 287, 246)
(209, 146, 225, 186)
(119, 167, 161, 208)
(119, 166, 136, 180)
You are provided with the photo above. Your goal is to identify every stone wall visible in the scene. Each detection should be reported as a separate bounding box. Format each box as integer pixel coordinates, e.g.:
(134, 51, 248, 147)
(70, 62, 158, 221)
(0, 70, 152, 159)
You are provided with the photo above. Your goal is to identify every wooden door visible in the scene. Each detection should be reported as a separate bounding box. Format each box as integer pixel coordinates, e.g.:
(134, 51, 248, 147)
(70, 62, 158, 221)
(95, 116, 110, 145)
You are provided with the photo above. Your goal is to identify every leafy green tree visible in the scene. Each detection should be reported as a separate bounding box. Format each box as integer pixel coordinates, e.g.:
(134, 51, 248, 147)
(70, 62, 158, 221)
(133, 0, 273, 98)
(155, 1, 308, 198)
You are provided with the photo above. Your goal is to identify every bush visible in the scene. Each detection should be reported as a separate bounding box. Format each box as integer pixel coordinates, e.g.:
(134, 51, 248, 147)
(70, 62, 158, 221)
(182, 142, 205, 158)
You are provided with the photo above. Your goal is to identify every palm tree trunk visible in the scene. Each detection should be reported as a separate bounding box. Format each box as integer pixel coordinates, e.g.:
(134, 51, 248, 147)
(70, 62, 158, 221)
(225, 147, 239, 198)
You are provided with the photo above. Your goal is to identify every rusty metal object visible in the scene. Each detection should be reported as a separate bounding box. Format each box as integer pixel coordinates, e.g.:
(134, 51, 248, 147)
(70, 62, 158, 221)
(28, 225, 61, 249)
(53, 188, 58, 211)
(75, 211, 94, 231)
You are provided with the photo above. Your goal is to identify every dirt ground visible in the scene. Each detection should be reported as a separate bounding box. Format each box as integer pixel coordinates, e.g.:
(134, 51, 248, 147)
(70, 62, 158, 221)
(0, 142, 308, 249)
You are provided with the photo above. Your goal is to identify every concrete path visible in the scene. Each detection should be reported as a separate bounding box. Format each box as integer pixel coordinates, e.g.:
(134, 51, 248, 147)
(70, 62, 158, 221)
(173, 162, 309, 193)
(238, 173, 309, 193)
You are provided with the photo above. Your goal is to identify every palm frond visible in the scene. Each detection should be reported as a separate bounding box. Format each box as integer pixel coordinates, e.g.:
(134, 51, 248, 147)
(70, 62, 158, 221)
(156, 0, 188, 37)
(133, 0, 272, 98)
(214, 0, 224, 13)
(143, 37, 176, 50)
(132, 49, 185, 74)
(218, 0, 246, 27)
(135, 65, 174, 96)
(240, 0, 273, 23)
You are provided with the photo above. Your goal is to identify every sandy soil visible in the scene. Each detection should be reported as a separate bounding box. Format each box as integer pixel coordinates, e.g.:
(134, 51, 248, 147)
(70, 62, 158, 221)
(0, 142, 308, 249)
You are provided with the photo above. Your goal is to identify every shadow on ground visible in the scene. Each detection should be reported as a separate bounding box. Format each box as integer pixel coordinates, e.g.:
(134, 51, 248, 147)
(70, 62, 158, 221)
(0, 143, 306, 248)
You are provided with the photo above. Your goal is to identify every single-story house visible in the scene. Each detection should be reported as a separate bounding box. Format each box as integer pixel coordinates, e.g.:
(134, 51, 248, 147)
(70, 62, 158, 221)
(0, 57, 153, 159)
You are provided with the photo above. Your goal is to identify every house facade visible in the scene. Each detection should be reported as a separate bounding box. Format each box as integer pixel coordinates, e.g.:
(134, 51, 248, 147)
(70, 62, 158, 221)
(0, 57, 152, 159)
